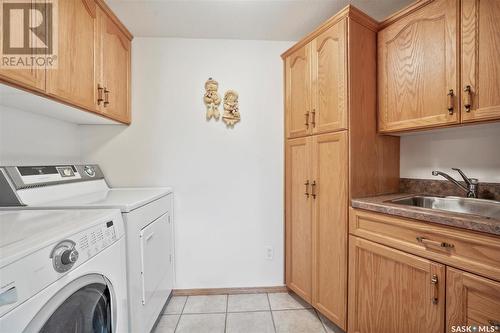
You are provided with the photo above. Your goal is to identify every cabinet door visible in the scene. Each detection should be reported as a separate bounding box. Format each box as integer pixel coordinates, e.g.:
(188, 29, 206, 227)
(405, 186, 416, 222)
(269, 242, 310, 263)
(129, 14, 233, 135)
(285, 137, 312, 302)
(447, 267, 500, 331)
(46, 0, 98, 111)
(97, 8, 131, 123)
(311, 19, 347, 134)
(311, 131, 348, 329)
(0, 1, 45, 92)
(285, 45, 311, 138)
(348, 236, 445, 333)
(461, 0, 500, 122)
(378, 0, 459, 132)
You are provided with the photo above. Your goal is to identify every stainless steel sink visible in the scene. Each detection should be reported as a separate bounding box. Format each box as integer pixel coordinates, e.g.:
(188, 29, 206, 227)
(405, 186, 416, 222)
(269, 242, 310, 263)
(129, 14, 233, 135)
(389, 196, 500, 220)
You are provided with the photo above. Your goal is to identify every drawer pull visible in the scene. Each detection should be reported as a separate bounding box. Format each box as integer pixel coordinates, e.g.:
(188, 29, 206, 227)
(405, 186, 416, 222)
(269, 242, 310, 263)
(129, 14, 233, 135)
(311, 109, 316, 128)
(416, 236, 454, 249)
(304, 180, 310, 198)
(304, 112, 309, 128)
(431, 274, 438, 304)
(311, 181, 317, 199)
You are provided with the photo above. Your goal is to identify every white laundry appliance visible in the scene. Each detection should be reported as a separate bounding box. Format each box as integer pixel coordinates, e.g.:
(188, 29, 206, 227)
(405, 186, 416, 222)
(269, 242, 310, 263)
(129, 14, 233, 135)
(0, 165, 174, 333)
(0, 209, 128, 332)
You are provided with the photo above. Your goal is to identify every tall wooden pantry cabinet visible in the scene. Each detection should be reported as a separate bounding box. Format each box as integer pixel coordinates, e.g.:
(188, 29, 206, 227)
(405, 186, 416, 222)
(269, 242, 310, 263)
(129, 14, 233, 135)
(282, 6, 400, 330)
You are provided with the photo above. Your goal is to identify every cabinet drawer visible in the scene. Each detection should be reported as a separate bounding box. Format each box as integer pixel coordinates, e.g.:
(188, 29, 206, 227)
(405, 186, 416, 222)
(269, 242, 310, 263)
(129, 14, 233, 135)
(349, 208, 500, 281)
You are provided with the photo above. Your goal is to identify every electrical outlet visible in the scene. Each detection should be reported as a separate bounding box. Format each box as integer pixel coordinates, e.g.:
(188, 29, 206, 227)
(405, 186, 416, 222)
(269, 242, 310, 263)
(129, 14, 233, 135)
(265, 246, 274, 260)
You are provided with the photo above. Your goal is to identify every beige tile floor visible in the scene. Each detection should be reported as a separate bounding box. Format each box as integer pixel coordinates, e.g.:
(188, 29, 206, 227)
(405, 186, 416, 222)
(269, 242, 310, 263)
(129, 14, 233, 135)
(153, 292, 344, 333)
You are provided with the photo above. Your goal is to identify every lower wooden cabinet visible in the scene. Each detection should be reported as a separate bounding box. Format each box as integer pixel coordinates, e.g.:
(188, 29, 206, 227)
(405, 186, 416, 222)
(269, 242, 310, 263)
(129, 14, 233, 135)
(348, 236, 445, 333)
(349, 208, 500, 333)
(285, 136, 312, 302)
(285, 131, 348, 329)
(447, 268, 500, 331)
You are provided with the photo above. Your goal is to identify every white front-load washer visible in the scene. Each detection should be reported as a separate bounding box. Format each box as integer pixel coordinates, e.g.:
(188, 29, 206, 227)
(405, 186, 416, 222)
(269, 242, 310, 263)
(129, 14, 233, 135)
(0, 209, 128, 333)
(0, 165, 174, 333)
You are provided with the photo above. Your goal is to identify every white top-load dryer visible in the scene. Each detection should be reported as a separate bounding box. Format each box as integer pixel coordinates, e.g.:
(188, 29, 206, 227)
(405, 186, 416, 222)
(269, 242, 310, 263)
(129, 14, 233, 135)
(0, 209, 128, 333)
(0, 165, 174, 333)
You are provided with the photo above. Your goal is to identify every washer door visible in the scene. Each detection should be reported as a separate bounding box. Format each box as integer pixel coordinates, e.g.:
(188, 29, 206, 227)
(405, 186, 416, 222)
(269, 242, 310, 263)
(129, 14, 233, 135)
(24, 274, 115, 333)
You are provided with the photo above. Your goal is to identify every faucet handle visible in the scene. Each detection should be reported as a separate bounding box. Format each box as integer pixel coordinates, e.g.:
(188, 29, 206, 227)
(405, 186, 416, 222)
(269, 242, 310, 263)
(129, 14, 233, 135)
(451, 168, 473, 185)
(469, 178, 479, 185)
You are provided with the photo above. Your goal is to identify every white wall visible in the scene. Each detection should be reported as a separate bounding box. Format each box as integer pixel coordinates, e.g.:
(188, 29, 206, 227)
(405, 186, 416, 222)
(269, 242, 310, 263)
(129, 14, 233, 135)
(400, 122, 500, 183)
(80, 37, 293, 289)
(0, 105, 81, 165)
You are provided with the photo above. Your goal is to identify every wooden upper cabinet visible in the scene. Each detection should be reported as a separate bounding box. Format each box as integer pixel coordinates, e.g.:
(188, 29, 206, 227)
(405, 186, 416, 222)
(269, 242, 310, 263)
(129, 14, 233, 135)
(461, 0, 500, 122)
(348, 236, 445, 333)
(285, 137, 312, 302)
(47, 0, 97, 111)
(0, 0, 45, 92)
(378, 0, 459, 133)
(97, 7, 131, 124)
(447, 267, 500, 331)
(285, 45, 311, 138)
(311, 132, 348, 329)
(311, 19, 347, 134)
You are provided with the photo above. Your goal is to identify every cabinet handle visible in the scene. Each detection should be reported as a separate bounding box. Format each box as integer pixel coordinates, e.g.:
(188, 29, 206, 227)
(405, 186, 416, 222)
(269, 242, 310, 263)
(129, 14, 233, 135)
(431, 274, 439, 304)
(416, 236, 454, 249)
(447, 89, 454, 115)
(304, 112, 309, 129)
(104, 88, 110, 107)
(464, 85, 472, 113)
(311, 181, 317, 199)
(97, 84, 104, 105)
(311, 109, 316, 128)
(304, 180, 310, 198)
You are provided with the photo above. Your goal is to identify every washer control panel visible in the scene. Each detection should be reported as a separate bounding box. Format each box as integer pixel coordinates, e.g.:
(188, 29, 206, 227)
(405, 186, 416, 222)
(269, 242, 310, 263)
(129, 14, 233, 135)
(49, 221, 117, 273)
(76, 221, 117, 260)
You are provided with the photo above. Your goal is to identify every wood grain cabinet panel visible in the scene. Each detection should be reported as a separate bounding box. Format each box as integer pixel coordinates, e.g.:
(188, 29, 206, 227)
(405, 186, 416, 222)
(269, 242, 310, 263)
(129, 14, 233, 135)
(447, 268, 500, 331)
(285, 137, 313, 302)
(348, 236, 445, 333)
(0, 0, 131, 124)
(350, 208, 500, 282)
(47, 0, 97, 111)
(97, 7, 131, 123)
(378, 0, 459, 132)
(311, 19, 347, 134)
(283, 7, 400, 330)
(311, 132, 348, 329)
(461, 0, 500, 122)
(0, 0, 45, 92)
(285, 46, 311, 138)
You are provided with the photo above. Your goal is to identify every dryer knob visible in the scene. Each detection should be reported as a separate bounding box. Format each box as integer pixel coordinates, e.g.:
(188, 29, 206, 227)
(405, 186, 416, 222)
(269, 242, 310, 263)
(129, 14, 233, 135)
(61, 249, 79, 265)
(84, 166, 96, 177)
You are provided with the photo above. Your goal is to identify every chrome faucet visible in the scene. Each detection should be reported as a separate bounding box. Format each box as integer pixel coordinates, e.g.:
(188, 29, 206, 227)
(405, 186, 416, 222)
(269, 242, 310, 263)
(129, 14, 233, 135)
(432, 168, 479, 198)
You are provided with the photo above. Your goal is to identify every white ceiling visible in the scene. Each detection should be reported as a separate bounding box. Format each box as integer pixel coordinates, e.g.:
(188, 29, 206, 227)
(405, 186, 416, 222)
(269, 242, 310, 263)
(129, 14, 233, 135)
(107, 0, 414, 41)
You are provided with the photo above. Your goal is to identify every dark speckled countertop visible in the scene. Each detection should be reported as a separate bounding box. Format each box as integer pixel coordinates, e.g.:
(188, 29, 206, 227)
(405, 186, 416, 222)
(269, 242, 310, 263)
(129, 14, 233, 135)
(351, 193, 500, 236)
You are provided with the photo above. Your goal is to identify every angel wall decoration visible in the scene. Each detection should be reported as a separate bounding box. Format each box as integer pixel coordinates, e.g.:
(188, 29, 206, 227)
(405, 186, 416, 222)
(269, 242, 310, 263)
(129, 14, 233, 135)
(223, 90, 240, 127)
(204, 78, 221, 120)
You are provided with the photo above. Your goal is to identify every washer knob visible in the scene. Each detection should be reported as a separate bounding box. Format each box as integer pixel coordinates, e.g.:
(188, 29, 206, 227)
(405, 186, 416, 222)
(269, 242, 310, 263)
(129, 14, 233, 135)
(61, 249, 79, 265)
(50, 240, 78, 273)
(84, 165, 96, 177)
